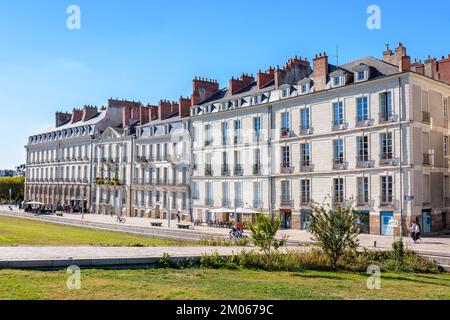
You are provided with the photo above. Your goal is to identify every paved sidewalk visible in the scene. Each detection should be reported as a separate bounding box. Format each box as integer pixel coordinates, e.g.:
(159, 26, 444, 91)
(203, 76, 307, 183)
(1, 207, 450, 255)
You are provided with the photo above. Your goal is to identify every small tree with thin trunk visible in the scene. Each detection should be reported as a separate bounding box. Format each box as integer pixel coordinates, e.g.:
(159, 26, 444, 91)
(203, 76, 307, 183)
(309, 200, 360, 270)
(249, 211, 287, 268)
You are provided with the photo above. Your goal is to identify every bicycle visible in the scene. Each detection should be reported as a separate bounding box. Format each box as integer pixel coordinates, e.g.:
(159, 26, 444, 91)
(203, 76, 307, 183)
(116, 216, 126, 224)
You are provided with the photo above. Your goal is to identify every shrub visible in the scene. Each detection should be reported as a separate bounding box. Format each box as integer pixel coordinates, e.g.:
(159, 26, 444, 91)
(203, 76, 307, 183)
(309, 200, 360, 270)
(248, 212, 287, 268)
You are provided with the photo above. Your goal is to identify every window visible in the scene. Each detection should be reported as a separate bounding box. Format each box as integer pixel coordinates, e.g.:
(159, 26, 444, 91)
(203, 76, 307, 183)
(254, 149, 261, 174)
(222, 182, 229, 206)
(357, 70, 365, 81)
(281, 180, 291, 202)
(234, 182, 242, 207)
(444, 136, 449, 157)
(380, 92, 393, 121)
(357, 177, 369, 205)
(254, 117, 261, 138)
(381, 176, 393, 204)
(444, 176, 449, 198)
(300, 108, 310, 130)
(444, 98, 449, 118)
(205, 182, 213, 205)
(333, 102, 344, 126)
(356, 97, 369, 122)
(300, 143, 310, 167)
(253, 182, 261, 208)
(381, 132, 393, 159)
(234, 120, 241, 144)
(281, 112, 290, 130)
(282, 146, 290, 167)
(333, 178, 344, 204)
(357, 136, 369, 162)
(334, 77, 341, 86)
(333, 139, 344, 163)
(301, 84, 308, 94)
(301, 179, 311, 204)
(282, 89, 288, 98)
(221, 122, 228, 145)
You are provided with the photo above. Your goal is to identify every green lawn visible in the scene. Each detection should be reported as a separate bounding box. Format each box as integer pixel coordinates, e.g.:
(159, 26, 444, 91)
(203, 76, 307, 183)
(0, 216, 191, 247)
(0, 268, 449, 300)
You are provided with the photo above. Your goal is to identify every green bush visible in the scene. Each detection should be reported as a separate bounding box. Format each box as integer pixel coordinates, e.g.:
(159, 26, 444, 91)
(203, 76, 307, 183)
(199, 236, 249, 247)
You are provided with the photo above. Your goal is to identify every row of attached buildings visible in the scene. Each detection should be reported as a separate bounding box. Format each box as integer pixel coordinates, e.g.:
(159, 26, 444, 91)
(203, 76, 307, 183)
(25, 42, 450, 236)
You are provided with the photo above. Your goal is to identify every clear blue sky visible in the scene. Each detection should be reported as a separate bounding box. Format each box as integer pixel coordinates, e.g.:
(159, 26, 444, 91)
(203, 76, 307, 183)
(0, 0, 449, 169)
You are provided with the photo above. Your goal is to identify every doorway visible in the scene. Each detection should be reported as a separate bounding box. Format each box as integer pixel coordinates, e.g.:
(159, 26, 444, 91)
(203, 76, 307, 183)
(381, 211, 394, 236)
(280, 210, 292, 229)
(422, 210, 432, 234)
(301, 209, 312, 230)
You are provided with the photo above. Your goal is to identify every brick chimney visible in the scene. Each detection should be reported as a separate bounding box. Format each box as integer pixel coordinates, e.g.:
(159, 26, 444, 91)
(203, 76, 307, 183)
(274, 56, 311, 89)
(158, 100, 179, 120)
(383, 44, 393, 61)
(191, 77, 220, 106)
(150, 105, 159, 121)
(436, 55, 450, 84)
(82, 106, 98, 121)
(424, 55, 437, 79)
(70, 108, 83, 124)
(229, 74, 255, 95)
(313, 52, 329, 92)
(410, 59, 425, 75)
(257, 68, 275, 90)
(179, 96, 191, 118)
(139, 105, 151, 125)
(383, 42, 410, 71)
(55, 112, 71, 127)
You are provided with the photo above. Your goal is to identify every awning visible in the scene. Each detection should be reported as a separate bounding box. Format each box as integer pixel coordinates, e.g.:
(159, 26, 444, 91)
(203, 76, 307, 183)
(236, 208, 258, 215)
(211, 208, 234, 213)
(25, 201, 45, 205)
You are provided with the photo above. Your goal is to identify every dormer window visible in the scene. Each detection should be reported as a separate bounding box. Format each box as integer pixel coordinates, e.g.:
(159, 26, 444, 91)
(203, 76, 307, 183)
(333, 77, 341, 86)
(357, 70, 366, 81)
(282, 89, 288, 98)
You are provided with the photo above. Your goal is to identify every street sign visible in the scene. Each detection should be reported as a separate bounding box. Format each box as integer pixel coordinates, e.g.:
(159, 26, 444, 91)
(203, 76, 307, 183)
(388, 219, 399, 228)
(404, 195, 414, 201)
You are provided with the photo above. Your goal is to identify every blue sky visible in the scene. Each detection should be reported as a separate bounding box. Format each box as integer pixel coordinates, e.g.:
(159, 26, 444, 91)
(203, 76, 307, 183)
(0, 0, 449, 169)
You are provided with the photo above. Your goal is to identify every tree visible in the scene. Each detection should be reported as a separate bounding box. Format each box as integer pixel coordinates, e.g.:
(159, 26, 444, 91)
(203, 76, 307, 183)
(309, 200, 360, 270)
(248, 211, 287, 268)
(0, 176, 24, 202)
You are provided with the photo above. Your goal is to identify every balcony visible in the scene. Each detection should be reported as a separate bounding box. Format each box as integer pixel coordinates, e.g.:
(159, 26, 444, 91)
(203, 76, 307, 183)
(253, 200, 263, 209)
(380, 153, 396, 166)
(331, 121, 348, 131)
(234, 165, 243, 176)
(280, 128, 294, 139)
(234, 200, 243, 208)
(356, 117, 373, 127)
(356, 157, 374, 168)
(222, 200, 231, 207)
(204, 139, 213, 147)
(233, 136, 242, 145)
(221, 165, 230, 176)
(253, 164, 261, 175)
(299, 126, 313, 135)
(300, 161, 313, 172)
(379, 112, 398, 123)
(423, 153, 432, 165)
(333, 159, 348, 170)
(205, 199, 214, 206)
(280, 164, 294, 174)
(332, 197, 346, 207)
(300, 196, 311, 207)
(380, 196, 398, 208)
(422, 111, 431, 124)
(205, 166, 213, 177)
(280, 196, 294, 207)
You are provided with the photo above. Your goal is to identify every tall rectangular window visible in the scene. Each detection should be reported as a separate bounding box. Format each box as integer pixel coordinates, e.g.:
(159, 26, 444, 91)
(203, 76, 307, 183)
(357, 177, 369, 204)
(281, 112, 290, 130)
(381, 176, 393, 204)
(301, 108, 310, 130)
(444, 176, 449, 197)
(333, 178, 344, 204)
(444, 98, 449, 118)
(253, 116, 261, 137)
(234, 182, 242, 207)
(300, 143, 310, 166)
(206, 182, 213, 204)
(301, 179, 311, 203)
(333, 139, 344, 163)
(234, 120, 241, 144)
(357, 136, 369, 162)
(281, 180, 291, 202)
(444, 136, 449, 157)
(380, 92, 393, 121)
(253, 182, 261, 208)
(357, 97, 368, 121)
(333, 102, 344, 125)
(222, 182, 229, 206)
(222, 122, 228, 145)
(381, 132, 393, 159)
(282, 146, 290, 167)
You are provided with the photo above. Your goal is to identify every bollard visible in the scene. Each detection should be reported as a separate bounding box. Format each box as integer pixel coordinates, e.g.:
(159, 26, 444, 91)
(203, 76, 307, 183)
(374, 241, 377, 248)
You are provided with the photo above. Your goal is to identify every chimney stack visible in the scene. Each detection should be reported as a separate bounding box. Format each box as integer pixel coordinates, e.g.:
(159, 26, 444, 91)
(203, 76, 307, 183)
(55, 112, 71, 127)
(179, 96, 192, 118)
(313, 52, 329, 92)
(257, 68, 275, 90)
(70, 108, 83, 124)
(82, 106, 98, 122)
(229, 74, 255, 95)
(191, 77, 220, 106)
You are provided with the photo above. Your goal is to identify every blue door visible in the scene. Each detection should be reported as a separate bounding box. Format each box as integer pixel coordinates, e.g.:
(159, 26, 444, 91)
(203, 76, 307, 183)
(422, 210, 432, 234)
(381, 211, 394, 236)
(301, 210, 312, 230)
